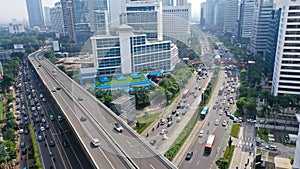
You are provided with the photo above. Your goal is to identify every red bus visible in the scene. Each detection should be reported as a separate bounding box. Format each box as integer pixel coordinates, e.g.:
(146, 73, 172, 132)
(204, 134, 215, 154)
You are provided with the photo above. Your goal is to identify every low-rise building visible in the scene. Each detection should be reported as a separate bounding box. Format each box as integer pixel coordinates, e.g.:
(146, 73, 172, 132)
(90, 24, 179, 76)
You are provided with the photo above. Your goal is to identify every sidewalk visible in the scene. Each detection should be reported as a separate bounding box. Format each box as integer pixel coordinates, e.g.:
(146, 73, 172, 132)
(229, 126, 254, 169)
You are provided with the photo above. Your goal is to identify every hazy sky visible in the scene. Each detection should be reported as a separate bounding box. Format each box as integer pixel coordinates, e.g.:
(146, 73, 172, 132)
(0, 0, 203, 23)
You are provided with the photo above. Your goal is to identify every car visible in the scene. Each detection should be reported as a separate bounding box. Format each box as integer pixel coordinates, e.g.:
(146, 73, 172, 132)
(63, 140, 69, 147)
(21, 148, 27, 155)
(175, 111, 180, 116)
(213, 104, 217, 109)
(167, 114, 173, 121)
(182, 109, 187, 115)
(199, 130, 204, 137)
(214, 119, 219, 125)
(58, 115, 63, 122)
(80, 116, 87, 122)
(56, 86, 61, 90)
(78, 97, 84, 101)
(218, 110, 223, 115)
(167, 121, 173, 127)
(19, 129, 24, 134)
(37, 135, 43, 142)
(177, 104, 181, 109)
(114, 123, 123, 132)
(266, 145, 277, 151)
(185, 151, 193, 160)
(40, 94, 43, 98)
(198, 86, 202, 90)
(222, 120, 227, 127)
(172, 110, 177, 115)
(41, 118, 46, 123)
(193, 93, 197, 98)
(45, 124, 50, 129)
(24, 129, 29, 135)
(162, 134, 169, 140)
(40, 126, 45, 132)
(160, 119, 167, 125)
(50, 114, 55, 121)
(176, 117, 181, 122)
(51, 88, 56, 92)
(42, 98, 46, 102)
(20, 141, 25, 148)
(160, 129, 167, 135)
(49, 140, 55, 147)
(91, 138, 100, 147)
(16, 116, 22, 121)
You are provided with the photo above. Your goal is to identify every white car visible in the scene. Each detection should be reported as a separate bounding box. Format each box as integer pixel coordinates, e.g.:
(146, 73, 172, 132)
(219, 110, 223, 115)
(114, 123, 123, 133)
(40, 126, 45, 132)
(92, 138, 100, 147)
(160, 129, 167, 135)
(19, 129, 24, 134)
(222, 120, 227, 127)
(41, 118, 46, 123)
(198, 130, 204, 137)
(214, 119, 219, 125)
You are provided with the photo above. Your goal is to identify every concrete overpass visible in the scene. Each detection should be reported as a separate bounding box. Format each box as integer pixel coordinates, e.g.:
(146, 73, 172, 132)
(28, 50, 177, 169)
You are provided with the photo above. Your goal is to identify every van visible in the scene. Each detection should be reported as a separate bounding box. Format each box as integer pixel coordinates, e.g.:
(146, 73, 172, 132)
(92, 139, 100, 147)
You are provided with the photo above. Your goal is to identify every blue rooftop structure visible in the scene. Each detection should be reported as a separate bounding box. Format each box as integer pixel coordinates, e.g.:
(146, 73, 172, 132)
(99, 76, 110, 82)
(115, 75, 126, 81)
(130, 73, 141, 79)
(149, 70, 165, 76)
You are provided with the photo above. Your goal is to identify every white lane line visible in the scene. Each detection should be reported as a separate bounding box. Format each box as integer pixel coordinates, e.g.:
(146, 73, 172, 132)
(196, 160, 200, 165)
(126, 140, 133, 147)
(150, 164, 155, 169)
(102, 116, 106, 120)
(137, 151, 143, 157)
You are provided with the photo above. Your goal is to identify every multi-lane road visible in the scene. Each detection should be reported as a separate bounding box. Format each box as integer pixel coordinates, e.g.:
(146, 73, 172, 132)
(28, 50, 176, 169)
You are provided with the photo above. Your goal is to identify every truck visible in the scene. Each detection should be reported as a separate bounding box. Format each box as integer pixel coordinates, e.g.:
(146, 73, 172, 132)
(182, 89, 190, 99)
(218, 87, 224, 96)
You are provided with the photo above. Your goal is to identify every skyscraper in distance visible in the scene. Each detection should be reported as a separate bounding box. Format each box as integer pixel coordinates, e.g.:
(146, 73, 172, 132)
(25, 0, 45, 29)
(240, 0, 256, 40)
(224, 0, 238, 33)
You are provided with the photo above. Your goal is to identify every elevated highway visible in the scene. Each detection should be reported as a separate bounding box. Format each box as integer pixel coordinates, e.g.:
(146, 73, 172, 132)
(28, 50, 176, 169)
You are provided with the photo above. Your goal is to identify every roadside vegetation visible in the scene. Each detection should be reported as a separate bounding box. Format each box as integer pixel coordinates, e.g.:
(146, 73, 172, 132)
(200, 66, 220, 106)
(135, 112, 161, 134)
(230, 124, 240, 138)
(216, 145, 235, 169)
(164, 109, 200, 161)
(256, 128, 269, 142)
(29, 125, 43, 169)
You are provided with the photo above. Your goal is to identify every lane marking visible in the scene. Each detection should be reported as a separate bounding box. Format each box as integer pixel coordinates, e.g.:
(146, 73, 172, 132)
(196, 160, 200, 165)
(150, 164, 155, 169)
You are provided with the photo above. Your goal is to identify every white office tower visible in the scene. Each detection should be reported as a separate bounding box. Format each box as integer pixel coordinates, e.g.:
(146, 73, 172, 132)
(272, 0, 300, 96)
(250, 0, 274, 55)
(176, 0, 187, 6)
(90, 24, 179, 75)
(92, 10, 109, 35)
(162, 3, 191, 43)
(224, 0, 238, 33)
(162, 0, 174, 6)
(124, 0, 163, 41)
(240, 0, 256, 39)
(108, 0, 127, 30)
(50, 2, 64, 34)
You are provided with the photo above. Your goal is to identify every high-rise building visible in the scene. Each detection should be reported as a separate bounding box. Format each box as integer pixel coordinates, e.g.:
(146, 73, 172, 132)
(294, 114, 300, 169)
(90, 24, 178, 75)
(72, 0, 109, 43)
(108, 0, 126, 30)
(125, 0, 163, 40)
(205, 0, 216, 27)
(240, 0, 256, 39)
(264, 7, 281, 78)
(162, 0, 174, 6)
(272, 0, 300, 96)
(162, 3, 191, 43)
(200, 2, 206, 27)
(176, 0, 187, 6)
(50, 2, 64, 33)
(25, 0, 45, 29)
(214, 0, 226, 26)
(44, 7, 52, 28)
(250, 0, 275, 55)
(224, 0, 238, 33)
(61, 0, 76, 42)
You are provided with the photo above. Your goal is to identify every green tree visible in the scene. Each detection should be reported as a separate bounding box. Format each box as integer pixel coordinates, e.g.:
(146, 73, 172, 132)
(216, 158, 228, 169)
(3, 128, 16, 141)
(236, 97, 246, 117)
